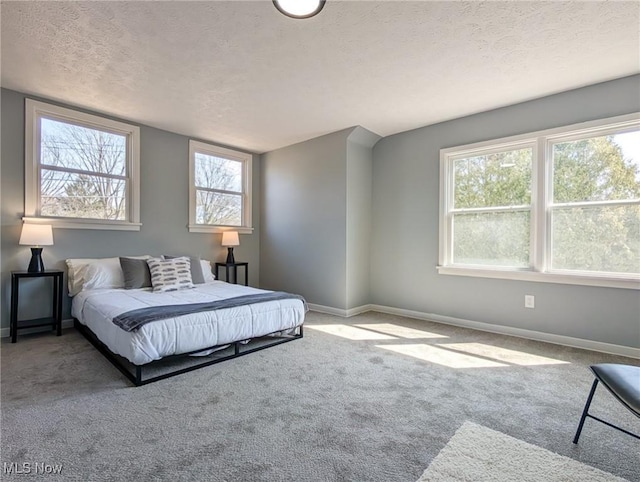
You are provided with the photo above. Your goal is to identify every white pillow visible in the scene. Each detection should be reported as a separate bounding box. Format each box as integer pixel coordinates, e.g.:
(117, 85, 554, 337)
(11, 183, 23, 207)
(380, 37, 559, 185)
(83, 258, 125, 291)
(147, 257, 195, 292)
(201, 260, 216, 282)
(66, 255, 150, 296)
(66, 258, 114, 296)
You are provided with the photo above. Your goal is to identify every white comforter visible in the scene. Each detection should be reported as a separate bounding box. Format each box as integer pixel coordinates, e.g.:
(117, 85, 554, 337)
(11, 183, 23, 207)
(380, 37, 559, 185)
(72, 281, 305, 365)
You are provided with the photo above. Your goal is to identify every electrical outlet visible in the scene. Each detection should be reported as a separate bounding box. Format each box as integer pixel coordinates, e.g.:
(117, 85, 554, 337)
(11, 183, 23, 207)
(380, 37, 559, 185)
(525, 295, 535, 309)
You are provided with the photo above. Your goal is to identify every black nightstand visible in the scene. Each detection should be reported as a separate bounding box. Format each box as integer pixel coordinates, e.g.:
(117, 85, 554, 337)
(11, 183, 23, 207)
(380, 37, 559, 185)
(214, 262, 248, 286)
(10, 270, 64, 343)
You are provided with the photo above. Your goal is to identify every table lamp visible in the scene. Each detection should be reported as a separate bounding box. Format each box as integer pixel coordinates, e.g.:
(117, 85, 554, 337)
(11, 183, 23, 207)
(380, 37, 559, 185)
(221, 231, 239, 264)
(19, 224, 54, 272)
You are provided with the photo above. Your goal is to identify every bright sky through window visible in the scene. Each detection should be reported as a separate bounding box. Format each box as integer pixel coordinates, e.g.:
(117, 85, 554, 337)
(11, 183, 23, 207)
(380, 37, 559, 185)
(40, 118, 128, 220)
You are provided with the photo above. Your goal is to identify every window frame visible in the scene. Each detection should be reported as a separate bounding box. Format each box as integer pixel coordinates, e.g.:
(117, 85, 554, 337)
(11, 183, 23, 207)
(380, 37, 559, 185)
(188, 140, 253, 234)
(439, 113, 640, 290)
(445, 140, 537, 270)
(24, 99, 141, 231)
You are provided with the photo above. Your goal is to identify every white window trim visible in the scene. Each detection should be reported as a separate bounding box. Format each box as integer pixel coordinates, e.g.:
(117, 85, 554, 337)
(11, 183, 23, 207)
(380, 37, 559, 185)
(438, 112, 640, 290)
(24, 99, 141, 231)
(188, 140, 253, 234)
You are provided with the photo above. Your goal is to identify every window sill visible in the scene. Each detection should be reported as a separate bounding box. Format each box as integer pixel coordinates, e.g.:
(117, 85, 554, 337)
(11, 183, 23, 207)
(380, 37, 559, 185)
(437, 265, 640, 290)
(23, 217, 141, 231)
(188, 224, 254, 234)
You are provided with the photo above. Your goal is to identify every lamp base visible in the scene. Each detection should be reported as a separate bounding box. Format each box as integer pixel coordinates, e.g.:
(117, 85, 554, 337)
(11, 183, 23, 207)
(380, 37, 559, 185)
(225, 247, 235, 265)
(28, 247, 45, 272)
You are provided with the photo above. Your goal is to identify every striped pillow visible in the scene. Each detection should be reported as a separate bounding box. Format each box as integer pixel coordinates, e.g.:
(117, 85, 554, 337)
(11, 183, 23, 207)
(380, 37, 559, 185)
(146, 257, 195, 292)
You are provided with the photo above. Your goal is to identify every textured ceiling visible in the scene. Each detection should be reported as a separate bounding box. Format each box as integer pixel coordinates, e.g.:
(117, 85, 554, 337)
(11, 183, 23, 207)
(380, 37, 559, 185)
(2, 1, 639, 153)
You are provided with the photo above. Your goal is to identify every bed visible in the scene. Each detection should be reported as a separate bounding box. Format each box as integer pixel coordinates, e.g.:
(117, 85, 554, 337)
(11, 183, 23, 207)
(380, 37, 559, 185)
(69, 255, 306, 386)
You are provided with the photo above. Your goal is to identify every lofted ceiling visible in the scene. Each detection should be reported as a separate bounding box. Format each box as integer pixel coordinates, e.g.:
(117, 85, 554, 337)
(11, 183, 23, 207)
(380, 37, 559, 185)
(1, 1, 639, 153)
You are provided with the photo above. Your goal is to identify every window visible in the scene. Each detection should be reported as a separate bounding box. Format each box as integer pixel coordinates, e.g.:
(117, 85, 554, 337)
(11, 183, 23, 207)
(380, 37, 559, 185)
(449, 143, 534, 268)
(188, 140, 252, 233)
(439, 113, 640, 289)
(25, 99, 141, 230)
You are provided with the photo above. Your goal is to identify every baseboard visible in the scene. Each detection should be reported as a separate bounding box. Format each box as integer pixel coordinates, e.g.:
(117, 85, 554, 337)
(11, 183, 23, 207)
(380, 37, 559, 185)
(5, 307, 638, 360)
(0, 319, 74, 338)
(369, 304, 640, 359)
(308, 303, 373, 318)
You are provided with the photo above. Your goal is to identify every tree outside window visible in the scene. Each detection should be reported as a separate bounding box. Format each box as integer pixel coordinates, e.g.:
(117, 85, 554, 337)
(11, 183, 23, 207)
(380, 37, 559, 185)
(440, 114, 640, 287)
(40, 118, 128, 220)
(24, 99, 141, 230)
(551, 132, 640, 274)
(188, 140, 252, 233)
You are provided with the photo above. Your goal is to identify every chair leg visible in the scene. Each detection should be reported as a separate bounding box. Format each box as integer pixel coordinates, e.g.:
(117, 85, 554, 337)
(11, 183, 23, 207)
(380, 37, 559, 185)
(573, 378, 599, 444)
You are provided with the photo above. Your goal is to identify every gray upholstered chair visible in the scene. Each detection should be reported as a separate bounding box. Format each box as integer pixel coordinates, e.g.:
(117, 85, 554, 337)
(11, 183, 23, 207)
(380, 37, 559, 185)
(573, 363, 640, 443)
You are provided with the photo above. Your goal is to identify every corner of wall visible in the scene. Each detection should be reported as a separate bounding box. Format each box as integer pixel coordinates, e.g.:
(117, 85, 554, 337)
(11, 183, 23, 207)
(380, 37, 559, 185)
(347, 126, 382, 149)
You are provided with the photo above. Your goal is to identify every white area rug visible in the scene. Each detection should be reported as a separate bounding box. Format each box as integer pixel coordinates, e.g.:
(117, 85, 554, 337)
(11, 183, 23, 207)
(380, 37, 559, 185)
(418, 421, 627, 482)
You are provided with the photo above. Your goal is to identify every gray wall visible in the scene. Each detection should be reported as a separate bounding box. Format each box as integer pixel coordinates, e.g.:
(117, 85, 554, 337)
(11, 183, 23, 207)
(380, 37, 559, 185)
(1, 88, 261, 330)
(370, 75, 640, 348)
(5, 75, 638, 348)
(346, 127, 379, 309)
(260, 129, 350, 308)
(260, 126, 378, 311)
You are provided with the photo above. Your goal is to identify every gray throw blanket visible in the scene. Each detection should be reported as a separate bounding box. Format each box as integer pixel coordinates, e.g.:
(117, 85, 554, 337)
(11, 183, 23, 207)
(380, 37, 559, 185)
(112, 292, 307, 332)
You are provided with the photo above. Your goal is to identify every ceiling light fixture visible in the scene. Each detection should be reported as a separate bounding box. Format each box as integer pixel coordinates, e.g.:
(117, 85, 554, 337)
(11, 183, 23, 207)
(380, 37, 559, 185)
(273, 0, 326, 19)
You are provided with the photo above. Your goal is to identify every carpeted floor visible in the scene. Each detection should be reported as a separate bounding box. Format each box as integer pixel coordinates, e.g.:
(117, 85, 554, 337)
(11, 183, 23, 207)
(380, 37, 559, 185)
(418, 421, 627, 481)
(1, 311, 638, 481)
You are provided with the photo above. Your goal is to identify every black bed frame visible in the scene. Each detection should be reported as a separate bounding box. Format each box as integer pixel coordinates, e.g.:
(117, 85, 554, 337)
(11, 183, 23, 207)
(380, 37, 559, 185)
(74, 319, 303, 386)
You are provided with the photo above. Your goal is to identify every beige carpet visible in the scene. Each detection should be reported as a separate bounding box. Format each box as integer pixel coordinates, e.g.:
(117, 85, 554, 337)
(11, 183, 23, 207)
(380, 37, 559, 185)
(418, 421, 627, 482)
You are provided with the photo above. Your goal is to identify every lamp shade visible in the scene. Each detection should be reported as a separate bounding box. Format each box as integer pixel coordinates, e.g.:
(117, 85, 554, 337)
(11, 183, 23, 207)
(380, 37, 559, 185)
(19, 224, 53, 246)
(221, 231, 240, 247)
